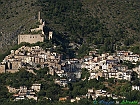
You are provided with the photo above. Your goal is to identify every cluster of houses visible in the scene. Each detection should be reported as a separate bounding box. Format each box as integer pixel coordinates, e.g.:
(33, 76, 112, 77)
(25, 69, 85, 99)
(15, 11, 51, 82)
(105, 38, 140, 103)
(0, 46, 59, 73)
(81, 51, 140, 81)
(7, 84, 41, 101)
(0, 45, 140, 101)
(0, 45, 81, 84)
(59, 89, 118, 103)
(0, 45, 139, 98)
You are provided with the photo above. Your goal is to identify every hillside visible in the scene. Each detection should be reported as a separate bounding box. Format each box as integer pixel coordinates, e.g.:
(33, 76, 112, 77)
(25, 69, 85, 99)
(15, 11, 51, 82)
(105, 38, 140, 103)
(0, 0, 38, 51)
(37, 0, 140, 53)
(0, 0, 140, 56)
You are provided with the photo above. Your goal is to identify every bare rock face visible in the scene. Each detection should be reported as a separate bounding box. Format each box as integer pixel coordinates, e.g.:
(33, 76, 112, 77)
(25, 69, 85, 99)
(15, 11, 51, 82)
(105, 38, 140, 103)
(0, 0, 38, 52)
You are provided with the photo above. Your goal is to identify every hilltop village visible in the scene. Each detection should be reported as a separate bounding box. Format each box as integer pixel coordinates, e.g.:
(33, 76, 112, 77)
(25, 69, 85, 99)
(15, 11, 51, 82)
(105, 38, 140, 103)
(0, 12, 140, 103)
(0, 45, 140, 102)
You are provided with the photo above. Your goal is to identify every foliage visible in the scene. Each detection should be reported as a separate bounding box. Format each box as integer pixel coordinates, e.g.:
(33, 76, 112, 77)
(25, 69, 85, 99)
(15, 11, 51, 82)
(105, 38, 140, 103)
(0, 0, 38, 52)
(125, 90, 140, 101)
(34, 67, 49, 79)
(130, 46, 140, 54)
(34, 0, 140, 56)
(5, 69, 36, 88)
(113, 80, 132, 96)
(77, 44, 90, 58)
(1, 0, 140, 58)
(131, 71, 140, 86)
(81, 68, 89, 79)
(0, 67, 139, 104)
(122, 60, 135, 69)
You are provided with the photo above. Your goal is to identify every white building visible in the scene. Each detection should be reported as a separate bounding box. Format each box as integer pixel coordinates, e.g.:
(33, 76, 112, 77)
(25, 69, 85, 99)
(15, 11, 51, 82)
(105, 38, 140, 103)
(132, 86, 140, 91)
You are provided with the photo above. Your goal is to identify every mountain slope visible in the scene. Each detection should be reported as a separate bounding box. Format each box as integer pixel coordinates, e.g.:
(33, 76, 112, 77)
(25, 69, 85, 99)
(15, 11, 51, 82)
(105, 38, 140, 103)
(0, 0, 140, 55)
(0, 0, 38, 52)
(36, 0, 140, 54)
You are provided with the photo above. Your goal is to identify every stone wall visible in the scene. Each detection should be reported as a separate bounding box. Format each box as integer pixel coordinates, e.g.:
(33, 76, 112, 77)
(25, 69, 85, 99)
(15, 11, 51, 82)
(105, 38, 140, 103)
(0, 64, 6, 73)
(18, 34, 44, 44)
(6, 69, 19, 73)
(11, 61, 22, 69)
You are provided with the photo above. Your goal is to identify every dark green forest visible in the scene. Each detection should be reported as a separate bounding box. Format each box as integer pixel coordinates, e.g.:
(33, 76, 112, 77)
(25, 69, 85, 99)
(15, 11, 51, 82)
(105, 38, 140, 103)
(0, 68, 140, 105)
(35, 0, 140, 57)
(0, 0, 140, 57)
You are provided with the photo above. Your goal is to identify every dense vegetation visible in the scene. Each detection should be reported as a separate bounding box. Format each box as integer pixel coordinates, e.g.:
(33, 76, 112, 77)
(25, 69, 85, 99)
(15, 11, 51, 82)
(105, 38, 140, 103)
(0, 0, 38, 52)
(0, 68, 140, 105)
(34, 0, 140, 57)
(0, 0, 140, 57)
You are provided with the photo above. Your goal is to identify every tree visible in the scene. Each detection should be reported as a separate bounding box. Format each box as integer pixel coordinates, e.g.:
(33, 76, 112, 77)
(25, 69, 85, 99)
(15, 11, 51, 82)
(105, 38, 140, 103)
(131, 71, 138, 81)
(81, 68, 89, 79)
(122, 60, 135, 69)
(77, 44, 89, 58)
(125, 90, 140, 101)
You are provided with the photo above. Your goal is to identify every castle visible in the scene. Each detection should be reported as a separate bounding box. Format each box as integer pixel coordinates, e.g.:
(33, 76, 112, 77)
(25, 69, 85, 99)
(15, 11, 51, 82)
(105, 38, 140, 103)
(18, 12, 53, 44)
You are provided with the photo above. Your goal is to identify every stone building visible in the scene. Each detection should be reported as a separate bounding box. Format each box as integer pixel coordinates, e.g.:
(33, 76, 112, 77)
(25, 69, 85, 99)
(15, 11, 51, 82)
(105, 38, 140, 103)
(0, 64, 6, 73)
(18, 34, 44, 44)
(18, 12, 45, 45)
(11, 61, 22, 69)
(31, 84, 41, 92)
(49, 31, 53, 40)
(6, 61, 22, 70)
(18, 12, 54, 44)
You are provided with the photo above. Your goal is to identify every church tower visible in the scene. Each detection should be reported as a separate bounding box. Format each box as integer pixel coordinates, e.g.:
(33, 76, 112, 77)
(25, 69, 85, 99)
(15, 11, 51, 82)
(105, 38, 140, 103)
(49, 31, 53, 40)
(38, 11, 42, 24)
